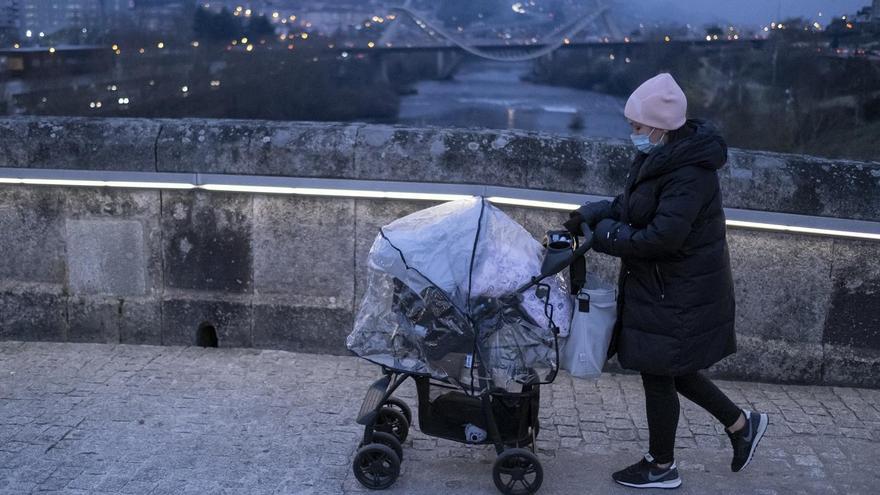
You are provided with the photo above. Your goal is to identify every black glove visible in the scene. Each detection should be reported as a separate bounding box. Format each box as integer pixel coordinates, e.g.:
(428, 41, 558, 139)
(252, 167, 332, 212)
(563, 210, 585, 236)
(578, 200, 613, 229)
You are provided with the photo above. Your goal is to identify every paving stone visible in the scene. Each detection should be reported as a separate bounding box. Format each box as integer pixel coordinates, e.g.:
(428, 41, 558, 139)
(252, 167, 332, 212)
(0, 341, 878, 495)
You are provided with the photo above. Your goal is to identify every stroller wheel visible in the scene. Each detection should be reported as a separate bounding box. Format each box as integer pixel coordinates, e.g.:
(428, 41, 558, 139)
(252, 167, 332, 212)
(352, 443, 401, 490)
(359, 431, 404, 461)
(492, 448, 543, 495)
(375, 406, 410, 443)
(382, 397, 413, 426)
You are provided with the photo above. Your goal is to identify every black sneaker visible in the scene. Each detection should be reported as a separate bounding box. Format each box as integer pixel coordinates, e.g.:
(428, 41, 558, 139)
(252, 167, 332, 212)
(612, 454, 682, 489)
(727, 410, 769, 472)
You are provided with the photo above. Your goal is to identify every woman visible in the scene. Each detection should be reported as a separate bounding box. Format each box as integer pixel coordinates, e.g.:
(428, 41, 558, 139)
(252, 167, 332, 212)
(566, 73, 768, 489)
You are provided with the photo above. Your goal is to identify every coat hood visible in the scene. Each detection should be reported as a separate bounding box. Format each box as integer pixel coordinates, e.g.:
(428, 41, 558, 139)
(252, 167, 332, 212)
(637, 119, 728, 183)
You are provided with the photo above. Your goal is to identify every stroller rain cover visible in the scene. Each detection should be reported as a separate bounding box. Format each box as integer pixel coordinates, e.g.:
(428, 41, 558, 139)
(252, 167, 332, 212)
(347, 197, 572, 391)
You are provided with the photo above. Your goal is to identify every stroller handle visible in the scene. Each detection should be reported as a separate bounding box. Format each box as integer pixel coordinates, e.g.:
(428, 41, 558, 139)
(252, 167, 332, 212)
(516, 222, 592, 294)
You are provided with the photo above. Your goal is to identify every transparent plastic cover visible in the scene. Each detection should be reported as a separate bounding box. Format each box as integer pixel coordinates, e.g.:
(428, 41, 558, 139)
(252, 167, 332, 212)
(346, 198, 571, 391)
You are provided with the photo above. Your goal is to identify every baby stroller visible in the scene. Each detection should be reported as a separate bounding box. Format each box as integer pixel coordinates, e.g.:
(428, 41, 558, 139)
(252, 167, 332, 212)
(347, 198, 591, 495)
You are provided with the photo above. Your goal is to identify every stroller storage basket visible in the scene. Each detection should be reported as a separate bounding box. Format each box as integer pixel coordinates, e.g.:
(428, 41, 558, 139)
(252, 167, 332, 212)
(415, 377, 540, 447)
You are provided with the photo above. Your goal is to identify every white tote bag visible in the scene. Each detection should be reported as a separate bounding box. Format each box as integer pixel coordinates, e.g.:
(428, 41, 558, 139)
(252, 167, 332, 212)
(560, 277, 617, 379)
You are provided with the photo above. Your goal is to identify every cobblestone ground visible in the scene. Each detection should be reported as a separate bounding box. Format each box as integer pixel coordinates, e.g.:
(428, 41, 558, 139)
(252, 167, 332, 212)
(1, 342, 878, 494)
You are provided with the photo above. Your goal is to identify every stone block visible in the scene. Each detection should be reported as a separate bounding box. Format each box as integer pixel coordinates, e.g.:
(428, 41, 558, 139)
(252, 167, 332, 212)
(119, 299, 162, 345)
(252, 195, 355, 302)
(67, 296, 160, 345)
(161, 298, 252, 347)
(0, 187, 65, 284)
(67, 296, 121, 343)
(162, 191, 253, 293)
(156, 119, 359, 176)
(0, 116, 160, 171)
(589, 139, 634, 195)
(64, 188, 162, 295)
(0, 290, 66, 341)
(721, 150, 799, 214)
(253, 303, 352, 354)
(65, 220, 147, 296)
(727, 229, 833, 345)
(354, 126, 584, 190)
(722, 150, 880, 221)
(821, 344, 880, 389)
(824, 238, 880, 350)
(709, 335, 823, 384)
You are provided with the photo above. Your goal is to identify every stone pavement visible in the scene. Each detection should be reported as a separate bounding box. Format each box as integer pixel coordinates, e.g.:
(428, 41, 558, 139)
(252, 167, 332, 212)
(1, 342, 878, 495)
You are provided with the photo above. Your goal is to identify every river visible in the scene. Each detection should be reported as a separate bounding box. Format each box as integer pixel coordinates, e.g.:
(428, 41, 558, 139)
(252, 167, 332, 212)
(396, 60, 631, 139)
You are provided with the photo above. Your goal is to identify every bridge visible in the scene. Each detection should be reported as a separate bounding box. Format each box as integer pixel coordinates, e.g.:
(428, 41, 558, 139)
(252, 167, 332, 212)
(377, 0, 622, 63)
(338, 1, 767, 80)
(0, 116, 877, 389)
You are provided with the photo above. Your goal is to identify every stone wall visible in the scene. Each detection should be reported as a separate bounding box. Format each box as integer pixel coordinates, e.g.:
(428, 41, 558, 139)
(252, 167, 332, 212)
(0, 116, 878, 387)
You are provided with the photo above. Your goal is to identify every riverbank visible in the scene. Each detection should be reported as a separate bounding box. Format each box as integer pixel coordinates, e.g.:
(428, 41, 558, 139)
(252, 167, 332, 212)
(527, 42, 880, 162)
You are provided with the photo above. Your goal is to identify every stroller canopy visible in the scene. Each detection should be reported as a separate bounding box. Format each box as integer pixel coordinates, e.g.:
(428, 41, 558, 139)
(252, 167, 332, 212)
(347, 198, 571, 391)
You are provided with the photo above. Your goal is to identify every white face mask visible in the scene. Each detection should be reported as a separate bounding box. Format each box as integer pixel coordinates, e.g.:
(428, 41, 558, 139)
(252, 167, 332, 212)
(630, 127, 664, 153)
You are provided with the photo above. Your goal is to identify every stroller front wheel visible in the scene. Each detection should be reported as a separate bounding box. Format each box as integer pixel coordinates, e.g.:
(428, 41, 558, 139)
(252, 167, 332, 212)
(374, 406, 410, 443)
(382, 397, 413, 426)
(492, 448, 543, 495)
(359, 431, 404, 461)
(352, 443, 401, 490)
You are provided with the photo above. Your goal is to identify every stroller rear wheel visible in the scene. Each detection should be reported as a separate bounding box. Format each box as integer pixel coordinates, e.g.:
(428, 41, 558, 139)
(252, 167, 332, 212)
(374, 406, 410, 443)
(492, 448, 543, 495)
(352, 443, 401, 490)
(359, 431, 404, 461)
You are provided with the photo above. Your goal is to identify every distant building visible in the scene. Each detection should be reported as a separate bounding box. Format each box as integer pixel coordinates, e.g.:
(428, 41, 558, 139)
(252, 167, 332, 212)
(100, 0, 136, 30)
(20, 1, 103, 38)
(0, 1, 21, 30)
(874, 0, 880, 21)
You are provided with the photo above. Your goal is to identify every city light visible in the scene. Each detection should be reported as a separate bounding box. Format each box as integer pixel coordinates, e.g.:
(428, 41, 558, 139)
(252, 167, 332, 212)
(48, 47, 55, 53)
(157, 42, 165, 49)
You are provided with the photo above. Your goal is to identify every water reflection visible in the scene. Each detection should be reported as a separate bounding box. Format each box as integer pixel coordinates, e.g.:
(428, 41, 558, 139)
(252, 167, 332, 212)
(397, 60, 630, 139)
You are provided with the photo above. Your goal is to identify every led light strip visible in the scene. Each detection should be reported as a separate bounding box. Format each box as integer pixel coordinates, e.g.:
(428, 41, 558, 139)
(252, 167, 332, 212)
(0, 168, 877, 241)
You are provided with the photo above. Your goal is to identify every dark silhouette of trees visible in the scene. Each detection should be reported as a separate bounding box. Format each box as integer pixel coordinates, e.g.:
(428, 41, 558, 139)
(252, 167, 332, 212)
(194, 8, 276, 42)
(246, 15, 275, 40)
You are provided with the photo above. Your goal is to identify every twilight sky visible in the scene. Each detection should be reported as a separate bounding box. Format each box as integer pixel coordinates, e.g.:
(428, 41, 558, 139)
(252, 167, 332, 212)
(616, 0, 869, 26)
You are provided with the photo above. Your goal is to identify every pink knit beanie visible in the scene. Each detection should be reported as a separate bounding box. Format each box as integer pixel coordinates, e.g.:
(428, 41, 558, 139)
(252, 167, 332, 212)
(624, 73, 687, 131)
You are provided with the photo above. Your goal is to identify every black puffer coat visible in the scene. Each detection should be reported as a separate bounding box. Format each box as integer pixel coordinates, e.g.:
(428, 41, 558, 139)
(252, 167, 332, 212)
(591, 119, 736, 376)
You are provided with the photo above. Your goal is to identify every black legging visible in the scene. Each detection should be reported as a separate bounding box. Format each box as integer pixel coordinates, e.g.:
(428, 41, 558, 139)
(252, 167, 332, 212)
(641, 371, 743, 464)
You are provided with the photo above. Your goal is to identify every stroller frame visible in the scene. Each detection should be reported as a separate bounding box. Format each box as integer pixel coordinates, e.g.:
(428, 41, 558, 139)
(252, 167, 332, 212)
(351, 221, 592, 495)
